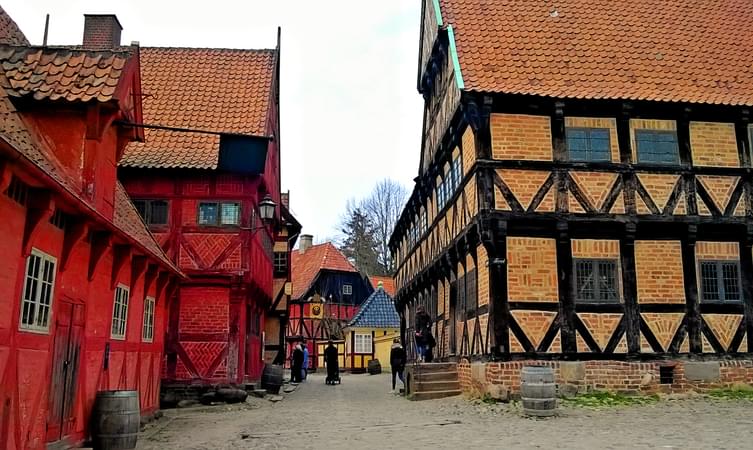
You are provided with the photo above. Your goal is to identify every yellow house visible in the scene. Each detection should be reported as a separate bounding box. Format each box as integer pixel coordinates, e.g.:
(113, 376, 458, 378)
(344, 284, 400, 373)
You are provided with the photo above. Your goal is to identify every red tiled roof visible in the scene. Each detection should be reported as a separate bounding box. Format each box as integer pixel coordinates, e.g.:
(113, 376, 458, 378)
(120, 47, 276, 169)
(0, 56, 177, 274)
(291, 242, 357, 300)
(369, 276, 395, 297)
(0, 46, 130, 103)
(439, 0, 753, 105)
(0, 6, 29, 46)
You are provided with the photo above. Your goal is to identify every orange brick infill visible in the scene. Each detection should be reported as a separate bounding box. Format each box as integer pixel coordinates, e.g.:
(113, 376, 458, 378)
(458, 359, 753, 397)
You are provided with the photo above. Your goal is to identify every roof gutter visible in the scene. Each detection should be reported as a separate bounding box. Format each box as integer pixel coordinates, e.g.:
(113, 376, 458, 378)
(447, 25, 465, 91)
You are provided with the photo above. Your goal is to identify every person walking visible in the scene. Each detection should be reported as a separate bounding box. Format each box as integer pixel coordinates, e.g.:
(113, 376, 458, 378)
(324, 340, 339, 384)
(291, 343, 304, 383)
(389, 338, 406, 393)
(301, 341, 309, 381)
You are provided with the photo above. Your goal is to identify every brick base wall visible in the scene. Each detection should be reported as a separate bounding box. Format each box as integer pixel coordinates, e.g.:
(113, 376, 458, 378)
(458, 359, 753, 397)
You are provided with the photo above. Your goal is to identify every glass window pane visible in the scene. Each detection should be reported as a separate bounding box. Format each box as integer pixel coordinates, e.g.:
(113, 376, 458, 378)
(133, 200, 147, 221)
(220, 203, 240, 225)
(636, 130, 679, 164)
(198, 203, 218, 225)
(575, 260, 595, 301)
(721, 263, 741, 301)
(700, 262, 720, 301)
(150, 201, 168, 225)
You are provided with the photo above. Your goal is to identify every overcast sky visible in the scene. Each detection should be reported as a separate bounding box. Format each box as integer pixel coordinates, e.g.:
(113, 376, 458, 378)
(3, 0, 422, 243)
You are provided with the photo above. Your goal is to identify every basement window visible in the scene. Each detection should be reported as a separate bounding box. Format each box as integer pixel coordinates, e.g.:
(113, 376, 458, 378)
(19, 249, 57, 332)
(659, 365, 675, 384)
(566, 127, 611, 162)
(574, 259, 620, 303)
(699, 260, 741, 303)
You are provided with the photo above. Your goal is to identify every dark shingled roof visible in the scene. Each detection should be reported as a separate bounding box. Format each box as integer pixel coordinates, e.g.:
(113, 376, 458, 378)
(347, 287, 400, 329)
(0, 6, 29, 46)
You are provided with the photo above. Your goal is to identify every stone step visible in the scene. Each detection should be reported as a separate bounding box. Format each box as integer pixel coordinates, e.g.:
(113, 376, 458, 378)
(414, 380, 460, 392)
(413, 370, 458, 382)
(415, 362, 457, 371)
(409, 389, 462, 401)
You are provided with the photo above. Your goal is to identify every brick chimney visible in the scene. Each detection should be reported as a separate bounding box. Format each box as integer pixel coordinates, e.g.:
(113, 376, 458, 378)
(299, 234, 313, 254)
(82, 14, 122, 49)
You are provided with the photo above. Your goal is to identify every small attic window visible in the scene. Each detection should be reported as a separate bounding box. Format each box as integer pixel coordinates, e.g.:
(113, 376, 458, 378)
(342, 284, 353, 296)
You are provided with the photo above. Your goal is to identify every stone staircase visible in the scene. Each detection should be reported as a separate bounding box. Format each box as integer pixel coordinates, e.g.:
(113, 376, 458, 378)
(405, 362, 461, 400)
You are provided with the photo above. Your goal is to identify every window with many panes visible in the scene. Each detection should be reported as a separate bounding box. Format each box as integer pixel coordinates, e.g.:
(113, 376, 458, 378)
(111, 285, 130, 340)
(20, 249, 57, 332)
(574, 259, 620, 302)
(198, 202, 240, 226)
(635, 129, 680, 164)
(354, 333, 372, 354)
(342, 284, 353, 296)
(699, 261, 741, 303)
(142, 297, 155, 342)
(274, 252, 288, 276)
(566, 127, 611, 162)
(133, 199, 169, 225)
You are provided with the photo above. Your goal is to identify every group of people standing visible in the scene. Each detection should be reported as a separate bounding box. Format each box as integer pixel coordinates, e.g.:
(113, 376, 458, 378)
(388, 305, 436, 393)
(290, 341, 309, 383)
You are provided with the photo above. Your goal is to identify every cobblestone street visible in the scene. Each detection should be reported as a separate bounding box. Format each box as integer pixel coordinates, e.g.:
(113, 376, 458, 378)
(139, 372, 753, 450)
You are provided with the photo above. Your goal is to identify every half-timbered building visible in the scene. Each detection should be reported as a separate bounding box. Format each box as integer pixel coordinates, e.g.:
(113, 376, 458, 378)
(391, 0, 753, 394)
(0, 10, 181, 449)
(287, 236, 373, 370)
(119, 25, 289, 388)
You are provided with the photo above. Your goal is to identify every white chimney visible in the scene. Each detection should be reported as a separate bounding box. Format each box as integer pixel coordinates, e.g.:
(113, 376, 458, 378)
(299, 234, 313, 254)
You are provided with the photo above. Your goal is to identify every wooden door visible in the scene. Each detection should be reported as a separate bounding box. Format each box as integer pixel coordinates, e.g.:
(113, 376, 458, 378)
(46, 301, 83, 443)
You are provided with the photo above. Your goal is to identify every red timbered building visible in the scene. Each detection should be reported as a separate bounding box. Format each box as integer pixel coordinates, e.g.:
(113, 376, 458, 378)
(119, 24, 290, 388)
(392, 0, 753, 395)
(0, 10, 181, 449)
(287, 236, 374, 370)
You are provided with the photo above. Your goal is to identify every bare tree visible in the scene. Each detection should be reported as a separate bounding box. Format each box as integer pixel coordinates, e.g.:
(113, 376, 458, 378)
(361, 179, 409, 275)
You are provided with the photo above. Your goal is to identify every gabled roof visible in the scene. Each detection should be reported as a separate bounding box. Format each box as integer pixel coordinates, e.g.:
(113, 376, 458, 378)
(0, 6, 29, 46)
(347, 287, 399, 329)
(0, 46, 130, 103)
(369, 276, 395, 297)
(438, 0, 753, 106)
(120, 47, 277, 169)
(291, 242, 357, 301)
(0, 43, 177, 275)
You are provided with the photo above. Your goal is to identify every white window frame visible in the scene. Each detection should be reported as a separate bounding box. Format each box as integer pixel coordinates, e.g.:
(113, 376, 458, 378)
(142, 296, 155, 342)
(19, 249, 57, 333)
(111, 285, 130, 340)
(342, 284, 353, 296)
(354, 333, 372, 354)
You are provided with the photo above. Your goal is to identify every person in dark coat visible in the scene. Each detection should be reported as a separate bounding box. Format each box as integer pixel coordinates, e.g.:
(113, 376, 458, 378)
(424, 329, 436, 363)
(324, 340, 339, 383)
(291, 343, 304, 383)
(389, 338, 406, 393)
(415, 305, 431, 361)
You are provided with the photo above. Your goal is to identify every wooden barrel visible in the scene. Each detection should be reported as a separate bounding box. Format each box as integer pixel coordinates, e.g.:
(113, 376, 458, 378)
(367, 359, 382, 375)
(261, 364, 283, 394)
(520, 366, 557, 417)
(92, 390, 140, 450)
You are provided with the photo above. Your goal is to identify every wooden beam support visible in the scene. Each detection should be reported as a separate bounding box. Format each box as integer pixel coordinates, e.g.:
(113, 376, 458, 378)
(617, 104, 637, 214)
(681, 225, 702, 353)
(88, 231, 111, 281)
(60, 221, 88, 272)
(552, 101, 567, 162)
(740, 226, 753, 353)
(111, 244, 132, 288)
(677, 109, 693, 168)
(485, 218, 509, 358)
(130, 255, 148, 290)
(22, 190, 54, 254)
(620, 222, 640, 353)
(556, 221, 577, 354)
(0, 159, 12, 193)
(735, 111, 751, 167)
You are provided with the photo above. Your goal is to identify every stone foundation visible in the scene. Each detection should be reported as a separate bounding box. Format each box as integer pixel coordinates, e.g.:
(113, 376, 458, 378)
(458, 359, 753, 397)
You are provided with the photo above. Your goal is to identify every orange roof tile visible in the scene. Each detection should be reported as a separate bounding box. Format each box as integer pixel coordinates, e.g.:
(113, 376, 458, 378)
(369, 276, 395, 297)
(120, 47, 276, 169)
(439, 0, 753, 105)
(291, 242, 358, 300)
(0, 6, 29, 46)
(0, 46, 130, 103)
